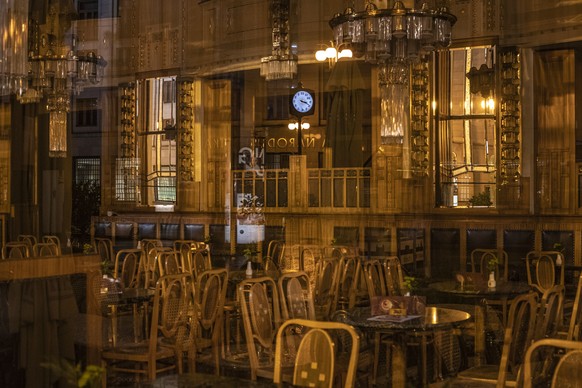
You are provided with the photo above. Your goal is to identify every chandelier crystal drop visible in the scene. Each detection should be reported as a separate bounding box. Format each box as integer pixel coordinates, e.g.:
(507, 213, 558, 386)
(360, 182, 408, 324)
(260, 0, 297, 81)
(0, 0, 30, 96)
(19, 2, 107, 158)
(328, 1, 456, 155)
(329, 1, 456, 66)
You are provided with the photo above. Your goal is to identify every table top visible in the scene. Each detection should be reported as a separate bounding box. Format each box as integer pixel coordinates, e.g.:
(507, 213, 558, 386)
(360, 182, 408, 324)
(342, 306, 471, 332)
(142, 372, 291, 387)
(429, 279, 531, 299)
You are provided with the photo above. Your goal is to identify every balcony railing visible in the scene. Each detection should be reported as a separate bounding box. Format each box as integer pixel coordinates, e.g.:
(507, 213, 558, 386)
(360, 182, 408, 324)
(232, 167, 371, 211)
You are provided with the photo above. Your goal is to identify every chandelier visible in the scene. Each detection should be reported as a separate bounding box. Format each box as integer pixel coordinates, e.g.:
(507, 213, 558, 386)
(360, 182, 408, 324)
(0, 0, 30, 96)
(18, 2, 106, 158)
(260, 0, 297, 81)
(328, 0, 456, 147)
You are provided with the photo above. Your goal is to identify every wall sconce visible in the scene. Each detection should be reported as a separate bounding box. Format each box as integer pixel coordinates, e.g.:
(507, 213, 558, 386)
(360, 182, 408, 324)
(315, 42, 352, 68)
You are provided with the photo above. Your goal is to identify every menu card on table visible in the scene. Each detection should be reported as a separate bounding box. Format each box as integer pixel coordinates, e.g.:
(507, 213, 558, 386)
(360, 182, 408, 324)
(369, 295, 426, 322)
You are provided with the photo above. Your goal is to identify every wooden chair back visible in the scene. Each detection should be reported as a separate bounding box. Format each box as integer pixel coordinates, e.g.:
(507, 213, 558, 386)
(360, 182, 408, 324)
(266, 240, 285, 269)
(17, 235, 37, 251)
(281, 244, 301, 273)
(140, 238, 163, 255)
(33, 242, 59, 257)
(382, 256, 406, 296)
(278, 271, 316, 320)
(526, 250, 565, 294)
(174, 240, 198, 273)
(497, 292, 539, 385)
(274, 318, 360, 388)
(2, 241, 31, 259)
(93, 237, 114, 263)
(523, 338, 582, 388)
(334, 255, 363, 310)
(238, 276, 281, 380)
(114, 248, 142, 288)
(567, 273, 582, 340)
(142, 246, 171, 288)
(262, 256, 281, 279)
(363, 259, 389, 299)
(192, 249, 211, 278)
(42, 235, 62, 255)
(313, 258, 339, 320)
(535, 285, 565, 341)
(469, 248, 509, 281)
(194, 268, 228, 373)
(157, 249, 182, 276)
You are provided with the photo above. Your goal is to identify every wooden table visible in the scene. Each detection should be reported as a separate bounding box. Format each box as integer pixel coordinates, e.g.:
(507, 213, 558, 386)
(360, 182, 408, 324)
(429, 279, 531, 366)
(342, 306, 471, 388)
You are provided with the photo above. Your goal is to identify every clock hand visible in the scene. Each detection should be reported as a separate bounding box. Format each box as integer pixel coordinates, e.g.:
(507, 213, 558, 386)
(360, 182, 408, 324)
(300, 99, 308, 104)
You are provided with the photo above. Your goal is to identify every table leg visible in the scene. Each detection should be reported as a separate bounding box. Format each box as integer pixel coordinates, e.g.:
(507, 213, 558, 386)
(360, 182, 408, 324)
(391, 336, 406, 388)
(474, 304, 486, 366)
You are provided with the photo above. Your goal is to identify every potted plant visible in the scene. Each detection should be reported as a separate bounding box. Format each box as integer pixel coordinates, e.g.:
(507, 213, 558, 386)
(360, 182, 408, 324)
(403, 275, 418, 296)
(468, 188, 493, 207)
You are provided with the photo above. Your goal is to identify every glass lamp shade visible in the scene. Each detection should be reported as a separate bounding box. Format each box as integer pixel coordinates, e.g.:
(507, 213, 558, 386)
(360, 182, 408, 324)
(49, 110, 67, 158)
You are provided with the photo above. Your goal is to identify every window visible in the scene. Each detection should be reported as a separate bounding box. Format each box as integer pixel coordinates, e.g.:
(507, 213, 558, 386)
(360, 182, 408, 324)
(76, 0, 98, 20)
(74, 98, 100, 128)
(75, 0, 119, 19)
(140, 76, 177, 205)
(74, 157, 100, 184)
(436, 46, 498, 208)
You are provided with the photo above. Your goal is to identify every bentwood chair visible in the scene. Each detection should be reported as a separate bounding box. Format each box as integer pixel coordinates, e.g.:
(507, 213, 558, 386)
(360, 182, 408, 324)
(383, 256, 407, 296)
(238, 276, 282, 380)
(523, 338, 582, 388)
(101, 274, 193, 382)
(469, 248, 509, 281)
(193, 268, 228, 374)
(534, 285, 565, 341)
(17, 234, 37, 252)
(299, 245, 319, 289)
(566, 273, 582, 340)
(191, 249, 212, 279)
(450, 292, 539, 387)
(174, 240, 197, 273)
(363, 259, 389, 300)
(273, 318, 360, 388)
(93, 237, 114, 263)
(42, 235, 62, 255)
(33, 242, 59, 257)
(334, 255, 364, 311)
(313, 258, 339, 320)
(526, 250, 565, 294)
(2, 241, 31, 259)
(265, 240, 285, 269)
(157, 250, 182, 276)
(278, 271, 316, 320)
(114, 249, 142, 289)
(142, 246, 172, 289)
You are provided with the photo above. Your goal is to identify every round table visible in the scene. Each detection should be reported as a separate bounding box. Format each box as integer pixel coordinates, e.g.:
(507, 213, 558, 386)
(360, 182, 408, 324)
(429, 279, 531, 366)
(341, 306, 471, 388)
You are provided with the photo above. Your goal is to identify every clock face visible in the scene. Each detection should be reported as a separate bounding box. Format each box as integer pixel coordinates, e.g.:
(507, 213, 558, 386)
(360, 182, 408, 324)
(291, 89, 315, 114)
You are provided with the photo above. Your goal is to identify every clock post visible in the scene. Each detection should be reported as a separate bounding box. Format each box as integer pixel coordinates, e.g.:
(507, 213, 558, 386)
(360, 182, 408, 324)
(289, 85, 315, 155)
(297, 118, 303, 155)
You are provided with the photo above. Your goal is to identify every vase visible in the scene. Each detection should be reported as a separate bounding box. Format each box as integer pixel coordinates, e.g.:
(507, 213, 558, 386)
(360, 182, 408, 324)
(488, 272, 496, 289)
